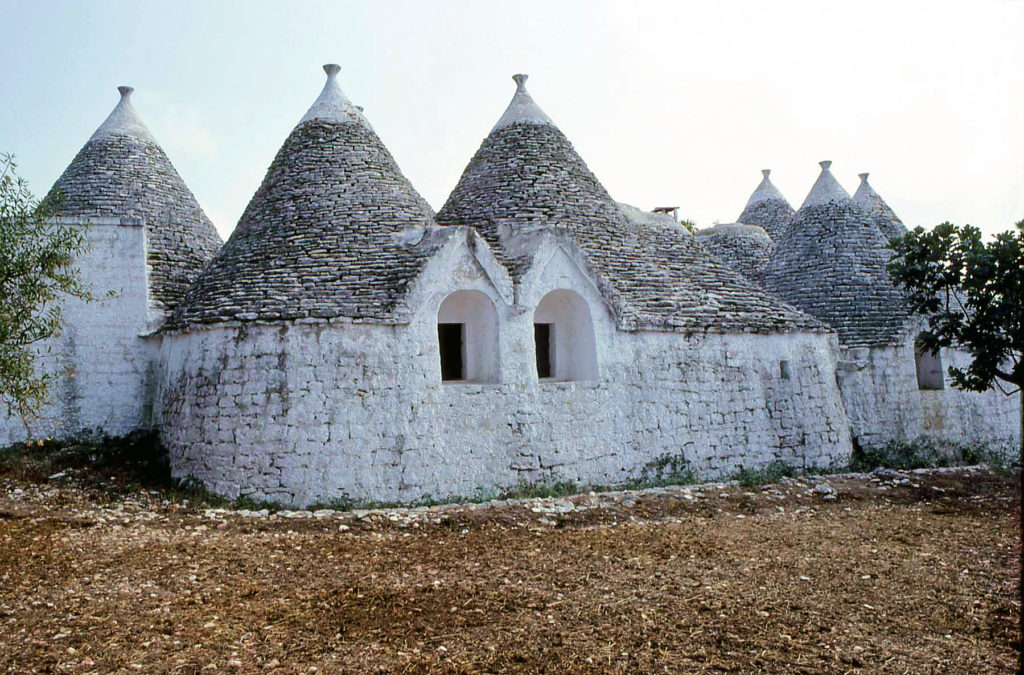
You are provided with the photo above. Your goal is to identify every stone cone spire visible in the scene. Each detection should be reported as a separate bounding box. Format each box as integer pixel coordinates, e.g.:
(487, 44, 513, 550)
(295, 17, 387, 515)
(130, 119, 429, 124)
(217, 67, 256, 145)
(853, 172, 907, 241)
(298, 64, 370, 128)
(737, 169, 794, 240)
(436, 74, 822, 334)
(491, 74, 556, 132)
(800, 160, 852, 209)
(170, 64, 440, 328)
(764, 161, 910, 346)
(45, 86, 222, 316)
(89, 86, 157, 143)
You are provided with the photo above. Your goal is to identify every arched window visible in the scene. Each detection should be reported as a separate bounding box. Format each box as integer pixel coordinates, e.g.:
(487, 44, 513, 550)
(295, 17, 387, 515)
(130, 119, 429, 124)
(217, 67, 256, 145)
(437, 290, 500, 383)
(533, 289, 598, 382)
(914, 335, 944, 391)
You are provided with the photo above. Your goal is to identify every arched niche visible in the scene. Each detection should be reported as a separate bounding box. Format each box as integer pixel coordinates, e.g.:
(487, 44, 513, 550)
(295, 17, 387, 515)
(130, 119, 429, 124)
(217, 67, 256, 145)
(437, 290, 500, 384)
(533, 289, 598, 382)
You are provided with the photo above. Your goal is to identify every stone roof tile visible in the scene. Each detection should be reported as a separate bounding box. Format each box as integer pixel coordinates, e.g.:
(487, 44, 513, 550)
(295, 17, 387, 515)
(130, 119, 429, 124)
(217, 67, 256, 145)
(45, 86, 222, 316)
(764, 162, 911, 346)
(436, 75, 824, 334)
(853, 172, 908, 242)
(695, 223, 773, 286)
(737, 170, 793, 240)
(167, 65, 442, 329)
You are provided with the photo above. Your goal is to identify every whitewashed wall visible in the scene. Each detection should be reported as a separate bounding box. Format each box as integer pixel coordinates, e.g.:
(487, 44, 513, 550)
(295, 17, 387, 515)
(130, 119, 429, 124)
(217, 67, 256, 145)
(158, 237, 852, 505)
(836, 336, 1020, 455)
(919, 347, 1020, 454)
(0, 218, 157, 445)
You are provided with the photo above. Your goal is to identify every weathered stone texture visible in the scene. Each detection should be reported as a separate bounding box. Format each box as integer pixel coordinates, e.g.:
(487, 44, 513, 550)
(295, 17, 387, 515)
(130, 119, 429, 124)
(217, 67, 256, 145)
(695, 223, 773, 285)
(853, 174, 908, 243)
(158, 242, 851, 506)
(45, 135, 222, 317)
(0, 220, 158, 444)
(765, 200, 912, 347)
(836, 337, 1020, 454)
(436, 121, 822, 334)
(169, 119, 442, 328)
(737, 199, 794, 241)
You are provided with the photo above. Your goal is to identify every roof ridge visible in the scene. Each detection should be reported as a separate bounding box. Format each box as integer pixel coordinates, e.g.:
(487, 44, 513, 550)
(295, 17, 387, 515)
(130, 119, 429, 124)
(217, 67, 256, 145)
(490, 74, 556, 133)
(89, 86, 156, 143)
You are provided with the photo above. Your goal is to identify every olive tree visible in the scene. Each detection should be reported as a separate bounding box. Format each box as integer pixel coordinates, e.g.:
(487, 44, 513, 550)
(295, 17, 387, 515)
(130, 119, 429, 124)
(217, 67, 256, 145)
(0, 153, 91, 433)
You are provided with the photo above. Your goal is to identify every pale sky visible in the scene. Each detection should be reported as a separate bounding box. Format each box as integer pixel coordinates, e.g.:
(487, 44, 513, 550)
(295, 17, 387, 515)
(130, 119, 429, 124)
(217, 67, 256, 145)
(2, 0, 1021, 239)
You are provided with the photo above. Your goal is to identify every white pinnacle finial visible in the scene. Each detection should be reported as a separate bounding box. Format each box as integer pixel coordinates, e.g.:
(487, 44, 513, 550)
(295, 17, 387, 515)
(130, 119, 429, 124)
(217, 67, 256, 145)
(298, 62, 368, 127)
(801, 160, 851, 208)
(858, 172, 869, 182)
(89, 85, 155, 142)
(744, 168, 787, 207)
(491, 72, 556, 132)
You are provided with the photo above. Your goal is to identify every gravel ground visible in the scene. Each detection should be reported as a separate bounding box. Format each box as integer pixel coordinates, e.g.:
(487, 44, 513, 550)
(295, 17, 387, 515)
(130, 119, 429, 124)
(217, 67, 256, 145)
(0, 466, 1019, 673)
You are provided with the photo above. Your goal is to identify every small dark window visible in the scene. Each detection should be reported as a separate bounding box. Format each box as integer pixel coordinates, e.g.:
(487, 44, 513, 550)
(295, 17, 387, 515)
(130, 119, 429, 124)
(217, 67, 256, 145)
(780, 360, 792, 380)
(438, 323, 464, 381)
(915, 340, 944, 390)
(534, 323, 553, 379)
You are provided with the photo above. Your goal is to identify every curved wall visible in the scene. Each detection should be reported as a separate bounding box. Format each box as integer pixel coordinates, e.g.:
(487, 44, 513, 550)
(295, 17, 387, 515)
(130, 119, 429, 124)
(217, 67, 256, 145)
(159, 247, 852, 505)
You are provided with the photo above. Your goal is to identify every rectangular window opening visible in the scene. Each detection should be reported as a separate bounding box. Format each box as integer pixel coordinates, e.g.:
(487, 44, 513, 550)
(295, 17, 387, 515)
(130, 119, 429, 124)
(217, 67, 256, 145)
(438, 323, 465, 381)
(535, 323, 553, 379)
(779, 360, 792, 380)
(915, 348, 944, 391)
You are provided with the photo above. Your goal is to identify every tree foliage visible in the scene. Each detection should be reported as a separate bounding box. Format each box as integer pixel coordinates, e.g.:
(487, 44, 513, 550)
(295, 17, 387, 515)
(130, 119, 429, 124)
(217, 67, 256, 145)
(888, 221, 1022, 393)
(0, 153, 91, 428)
(889, 221, 1023, 668)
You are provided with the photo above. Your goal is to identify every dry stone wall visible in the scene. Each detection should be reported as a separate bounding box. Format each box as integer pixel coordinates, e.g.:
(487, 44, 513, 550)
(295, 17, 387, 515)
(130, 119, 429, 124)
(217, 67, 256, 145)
(159, 241, 851, 506)
(0, 219, 157, 444)
(836, 336, 1020, 455)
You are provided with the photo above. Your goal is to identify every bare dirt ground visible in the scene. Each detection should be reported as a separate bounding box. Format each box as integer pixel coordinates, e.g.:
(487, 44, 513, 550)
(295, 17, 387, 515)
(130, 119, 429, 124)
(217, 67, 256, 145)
(0, 468, 1019, 674)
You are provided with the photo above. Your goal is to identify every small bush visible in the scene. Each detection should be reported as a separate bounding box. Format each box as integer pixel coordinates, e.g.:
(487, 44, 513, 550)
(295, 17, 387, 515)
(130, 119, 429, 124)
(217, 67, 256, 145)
(849, 437, 1011, 473)
(733, 461, 797, 487)
(636, 452, 698, 489)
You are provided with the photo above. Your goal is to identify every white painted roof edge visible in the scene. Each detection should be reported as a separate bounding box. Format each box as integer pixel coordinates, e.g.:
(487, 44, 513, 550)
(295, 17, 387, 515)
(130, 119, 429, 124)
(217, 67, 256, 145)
(852, 172, 881, 205)
(800, 160, 852, 209)
(297, 64, 370, 128)
(490, 74, 556, 133)
(89, 86, 157, 143)
(745, 169, 789, 206)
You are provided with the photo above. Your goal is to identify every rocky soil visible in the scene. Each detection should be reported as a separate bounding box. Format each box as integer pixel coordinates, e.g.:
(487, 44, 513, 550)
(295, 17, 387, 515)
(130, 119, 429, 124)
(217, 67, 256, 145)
(0, 466, 1019, 673)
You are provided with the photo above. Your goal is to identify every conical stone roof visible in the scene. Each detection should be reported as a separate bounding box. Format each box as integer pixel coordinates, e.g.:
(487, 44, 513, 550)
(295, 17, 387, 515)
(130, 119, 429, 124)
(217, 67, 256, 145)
(45, 86, 222, 314)
(853, 172, 907, 242)
(436, 75, 823, 333)
(169, 65, 443, 328)
(695, 223, 773, 286)
(737, 170, 794, 240)
(764, 161, 910, 347)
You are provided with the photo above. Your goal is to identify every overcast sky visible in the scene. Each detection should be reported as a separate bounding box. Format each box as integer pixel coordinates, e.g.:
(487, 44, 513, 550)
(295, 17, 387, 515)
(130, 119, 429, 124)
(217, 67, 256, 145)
(2, 0, 1021, 239)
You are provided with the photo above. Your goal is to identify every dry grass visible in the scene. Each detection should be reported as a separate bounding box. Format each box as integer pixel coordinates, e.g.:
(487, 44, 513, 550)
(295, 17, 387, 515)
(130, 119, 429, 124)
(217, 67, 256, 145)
(0, 468, 1019, 673)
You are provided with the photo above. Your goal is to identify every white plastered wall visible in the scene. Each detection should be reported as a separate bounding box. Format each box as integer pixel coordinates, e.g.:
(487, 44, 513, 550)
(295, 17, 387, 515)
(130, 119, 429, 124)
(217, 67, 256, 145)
(158, 232, 852, 506)
(836, 332, 1020, 455)
(0, 218, 158, 445)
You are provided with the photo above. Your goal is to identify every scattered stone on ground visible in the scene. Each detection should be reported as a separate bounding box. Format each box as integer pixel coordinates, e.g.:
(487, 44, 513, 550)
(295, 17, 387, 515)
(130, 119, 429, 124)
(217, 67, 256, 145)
(0, 465, 1018, 674)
